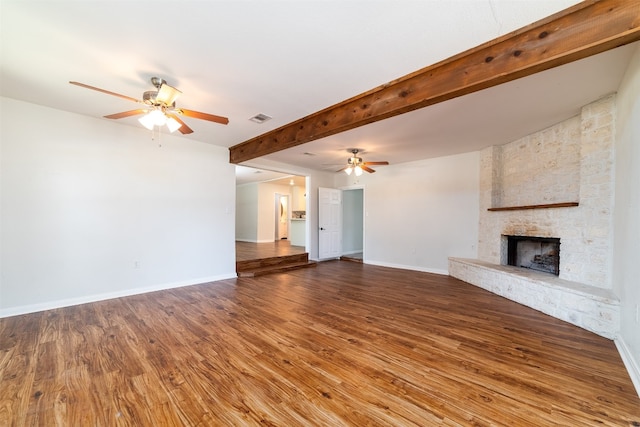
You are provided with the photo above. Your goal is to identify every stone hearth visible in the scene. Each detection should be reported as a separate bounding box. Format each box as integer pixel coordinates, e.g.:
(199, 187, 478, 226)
(449, 258, 619, 338)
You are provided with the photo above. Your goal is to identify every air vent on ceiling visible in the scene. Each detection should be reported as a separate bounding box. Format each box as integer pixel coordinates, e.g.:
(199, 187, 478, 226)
(249, 113, 272, 124)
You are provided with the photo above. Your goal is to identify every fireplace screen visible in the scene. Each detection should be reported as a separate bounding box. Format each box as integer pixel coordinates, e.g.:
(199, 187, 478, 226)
(506, 236, 560, 276)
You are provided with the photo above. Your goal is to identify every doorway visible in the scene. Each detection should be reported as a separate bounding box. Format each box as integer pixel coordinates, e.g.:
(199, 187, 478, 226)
(342, 188, 364, 261)
(275, 193, 289, 241)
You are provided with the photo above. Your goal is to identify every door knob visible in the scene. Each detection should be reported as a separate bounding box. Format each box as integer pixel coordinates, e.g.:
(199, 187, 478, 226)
(320, 227, 325, 230)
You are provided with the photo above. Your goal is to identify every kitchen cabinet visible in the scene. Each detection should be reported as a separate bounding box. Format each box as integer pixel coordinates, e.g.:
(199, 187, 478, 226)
(290, 219, 306, 247)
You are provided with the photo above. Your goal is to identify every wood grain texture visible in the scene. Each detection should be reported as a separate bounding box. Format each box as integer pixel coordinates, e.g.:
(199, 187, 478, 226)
(236, 240, 305, 261)
(487, 202, 579, 211)
(1, 261, 639, 426)
(229, 0, 640, 164)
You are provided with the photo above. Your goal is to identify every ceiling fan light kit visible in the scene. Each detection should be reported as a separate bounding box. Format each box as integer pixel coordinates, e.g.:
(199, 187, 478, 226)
(344, 165, 363, 176)
(69, 77, 229, 136)
(138, 108, 183, 133)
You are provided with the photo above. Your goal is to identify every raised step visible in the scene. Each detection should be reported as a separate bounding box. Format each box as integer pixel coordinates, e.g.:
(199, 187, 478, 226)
(236, 252, 309, 271)
(237, 260, 317, 277)
(236, 253, 316, 277)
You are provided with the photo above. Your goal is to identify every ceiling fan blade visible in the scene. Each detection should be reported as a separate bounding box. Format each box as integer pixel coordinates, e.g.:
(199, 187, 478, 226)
(156, 83, 181, 106)
(336, 166, 349, 172)
(69, 81, 142, 103)
(167, 114, 193, 134)
(177, 108, 229, 125)
(104, 109, 148, 119)
(361, 165, 376, 173)
(363, 161, 389, 166)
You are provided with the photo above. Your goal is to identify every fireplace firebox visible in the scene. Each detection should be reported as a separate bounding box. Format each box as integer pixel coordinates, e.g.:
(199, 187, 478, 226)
(506, 236, 560, 276)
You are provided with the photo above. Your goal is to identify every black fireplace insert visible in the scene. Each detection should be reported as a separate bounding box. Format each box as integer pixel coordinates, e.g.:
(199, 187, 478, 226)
(506, 235, 560, 275)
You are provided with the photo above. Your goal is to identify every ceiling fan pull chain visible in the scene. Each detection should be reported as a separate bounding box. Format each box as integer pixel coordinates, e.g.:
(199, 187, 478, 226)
(148, 124, 161, 147)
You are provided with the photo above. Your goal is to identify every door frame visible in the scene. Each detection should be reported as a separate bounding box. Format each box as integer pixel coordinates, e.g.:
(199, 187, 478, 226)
(340, 185, 365, 260)
(274, 193, 290, 241)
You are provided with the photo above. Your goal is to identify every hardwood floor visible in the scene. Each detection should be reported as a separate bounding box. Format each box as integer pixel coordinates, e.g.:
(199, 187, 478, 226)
(1, 261, 639, 426)
(236, 240, 305, 261)
(340, 252, 363, 263)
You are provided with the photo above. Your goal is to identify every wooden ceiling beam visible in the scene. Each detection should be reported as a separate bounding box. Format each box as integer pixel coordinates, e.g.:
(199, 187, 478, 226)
(229, 0, 640, 164)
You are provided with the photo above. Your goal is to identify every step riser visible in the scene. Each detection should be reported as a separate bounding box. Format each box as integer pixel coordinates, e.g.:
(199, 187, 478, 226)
(237, 262, 317, 278)
(236, 253, 309, 271)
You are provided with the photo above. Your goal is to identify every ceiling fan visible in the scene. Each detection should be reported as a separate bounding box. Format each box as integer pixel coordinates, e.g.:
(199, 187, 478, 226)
(69, 77, 229, 135)
(337, 149, 389, 175)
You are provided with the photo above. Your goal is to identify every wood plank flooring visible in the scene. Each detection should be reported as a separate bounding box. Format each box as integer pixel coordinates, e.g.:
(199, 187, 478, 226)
(1, 261, 639, 426)
(236, 240, 305, 262)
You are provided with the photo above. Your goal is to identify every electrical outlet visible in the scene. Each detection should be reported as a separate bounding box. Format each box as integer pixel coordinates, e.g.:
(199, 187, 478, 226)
(134, 261, 141, 269)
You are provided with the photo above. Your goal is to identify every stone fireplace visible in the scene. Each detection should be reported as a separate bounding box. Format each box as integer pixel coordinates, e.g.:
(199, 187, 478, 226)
(449, 95, 620, 339)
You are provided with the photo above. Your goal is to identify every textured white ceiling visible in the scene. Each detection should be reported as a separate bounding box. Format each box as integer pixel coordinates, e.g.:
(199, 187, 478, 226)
(2, 0, 635, 182)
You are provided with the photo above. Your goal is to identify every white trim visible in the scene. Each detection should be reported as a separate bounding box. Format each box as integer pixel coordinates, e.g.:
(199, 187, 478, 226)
(0, 273, 237, 318)
(365, 260, 449, 276)
(338, 184, 365, 191)
(235, 239, 275, 243)
(615, 337, 640, 398)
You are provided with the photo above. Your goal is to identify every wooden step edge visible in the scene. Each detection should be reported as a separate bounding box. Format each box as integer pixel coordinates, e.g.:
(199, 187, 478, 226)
(236, 253, 309, 271)
(237, 261, 317, 278)
(340, 255, 363, 264)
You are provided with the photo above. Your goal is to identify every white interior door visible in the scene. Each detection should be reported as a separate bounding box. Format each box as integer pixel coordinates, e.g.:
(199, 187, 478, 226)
(318, 187, 342, 259)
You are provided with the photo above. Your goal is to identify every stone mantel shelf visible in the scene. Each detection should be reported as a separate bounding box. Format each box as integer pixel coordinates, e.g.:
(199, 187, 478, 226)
(488, 202, 579, 212)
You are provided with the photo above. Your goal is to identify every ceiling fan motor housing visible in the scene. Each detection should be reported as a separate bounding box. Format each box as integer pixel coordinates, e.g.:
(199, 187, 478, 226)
(142, 90, 157, 104)
(150, 77, 166, 89)
(142, 90, 175, 107)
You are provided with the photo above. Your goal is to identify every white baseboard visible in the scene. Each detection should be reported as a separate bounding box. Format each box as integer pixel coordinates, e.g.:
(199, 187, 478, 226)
(0, 272, 237, 318)
(235, 239, 276, 243)
(615, 336, 640, 398)
(365, 260, 449, 276)
(341, 249, 363, 256)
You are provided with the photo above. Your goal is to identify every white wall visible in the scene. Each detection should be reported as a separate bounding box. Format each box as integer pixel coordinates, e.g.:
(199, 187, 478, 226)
(291, 185, 306, 211)
(613, 44, 640, 394)
(336, 151, 480, 274)
(0, 97, 236, 316)
(235, 183, 258, 242)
